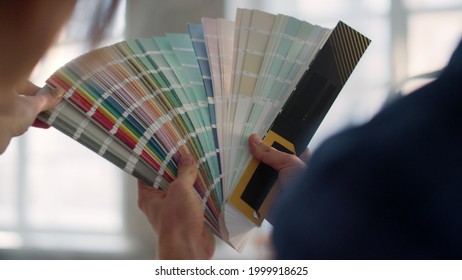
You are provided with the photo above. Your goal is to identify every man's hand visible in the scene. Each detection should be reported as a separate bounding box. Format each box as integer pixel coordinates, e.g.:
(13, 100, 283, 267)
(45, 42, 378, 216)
(248, 134, 307, 187)
(136, 135, 308, 259)
(137, 155, 215, 259)
(0, 81, 63, 154)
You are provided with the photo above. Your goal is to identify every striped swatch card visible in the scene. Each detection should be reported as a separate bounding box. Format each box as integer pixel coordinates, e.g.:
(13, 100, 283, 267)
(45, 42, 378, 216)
(38, 9, 370, 251)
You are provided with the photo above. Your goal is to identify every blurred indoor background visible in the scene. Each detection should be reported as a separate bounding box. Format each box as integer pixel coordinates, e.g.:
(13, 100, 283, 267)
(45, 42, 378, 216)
(0, 0, 461, 259)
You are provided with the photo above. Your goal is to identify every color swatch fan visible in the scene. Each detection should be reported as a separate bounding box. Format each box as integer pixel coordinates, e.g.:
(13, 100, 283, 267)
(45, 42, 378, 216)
(38, 9, 370, 251)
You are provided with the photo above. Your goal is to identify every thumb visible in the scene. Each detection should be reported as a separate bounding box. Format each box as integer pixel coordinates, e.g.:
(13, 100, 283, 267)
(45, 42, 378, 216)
(19, 82, 64, 113)
(29, 87, 64, 114)
(248, 133, 303, 172)
(170, 154, 198, 191)
(167, 154, 203, 230)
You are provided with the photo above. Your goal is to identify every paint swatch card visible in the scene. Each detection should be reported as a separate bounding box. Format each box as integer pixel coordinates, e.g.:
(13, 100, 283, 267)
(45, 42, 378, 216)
(38, 9, 370, 251)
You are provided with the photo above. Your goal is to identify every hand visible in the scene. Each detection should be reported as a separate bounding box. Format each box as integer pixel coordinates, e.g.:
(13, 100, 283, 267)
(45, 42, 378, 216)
(137, 135, 308, 259)
(0, 81, 63, 154)
(137, 155, 215, 259)
(248, 134, 308, 188)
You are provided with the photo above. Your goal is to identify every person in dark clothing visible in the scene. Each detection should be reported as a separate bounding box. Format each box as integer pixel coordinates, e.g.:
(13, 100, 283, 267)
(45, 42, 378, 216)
(271, 38, 462, 259)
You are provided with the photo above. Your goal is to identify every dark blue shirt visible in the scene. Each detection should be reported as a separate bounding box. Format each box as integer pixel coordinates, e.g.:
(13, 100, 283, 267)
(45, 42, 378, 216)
(272, 39, 462, 259)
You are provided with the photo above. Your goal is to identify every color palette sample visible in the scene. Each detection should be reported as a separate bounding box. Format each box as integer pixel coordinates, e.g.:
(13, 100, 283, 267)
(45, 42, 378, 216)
(38, 9, 370, 250)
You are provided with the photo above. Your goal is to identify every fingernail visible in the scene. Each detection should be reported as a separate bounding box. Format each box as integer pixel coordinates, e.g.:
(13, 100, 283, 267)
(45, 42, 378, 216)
(50, 87, 65, 99)
(179, 154, 195, 167)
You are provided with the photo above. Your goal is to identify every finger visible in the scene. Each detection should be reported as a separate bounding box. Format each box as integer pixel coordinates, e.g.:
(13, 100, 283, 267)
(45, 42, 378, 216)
(173, 154, 198, 187)
(137, 180, 166, 213)
(19, 82, 64, 100)
(30, 87, 65, 113)
(248, 133, 303, 171)
(138, 179, 164, 192)
(137, 179, 166, 197)
(19, 81, 41, 96)
(29, 87, 64, 128)
(18, 81, 63, 108)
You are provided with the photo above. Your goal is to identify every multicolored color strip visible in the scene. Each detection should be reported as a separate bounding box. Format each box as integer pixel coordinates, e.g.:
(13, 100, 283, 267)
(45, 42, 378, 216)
(38, 9, 369, 250)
